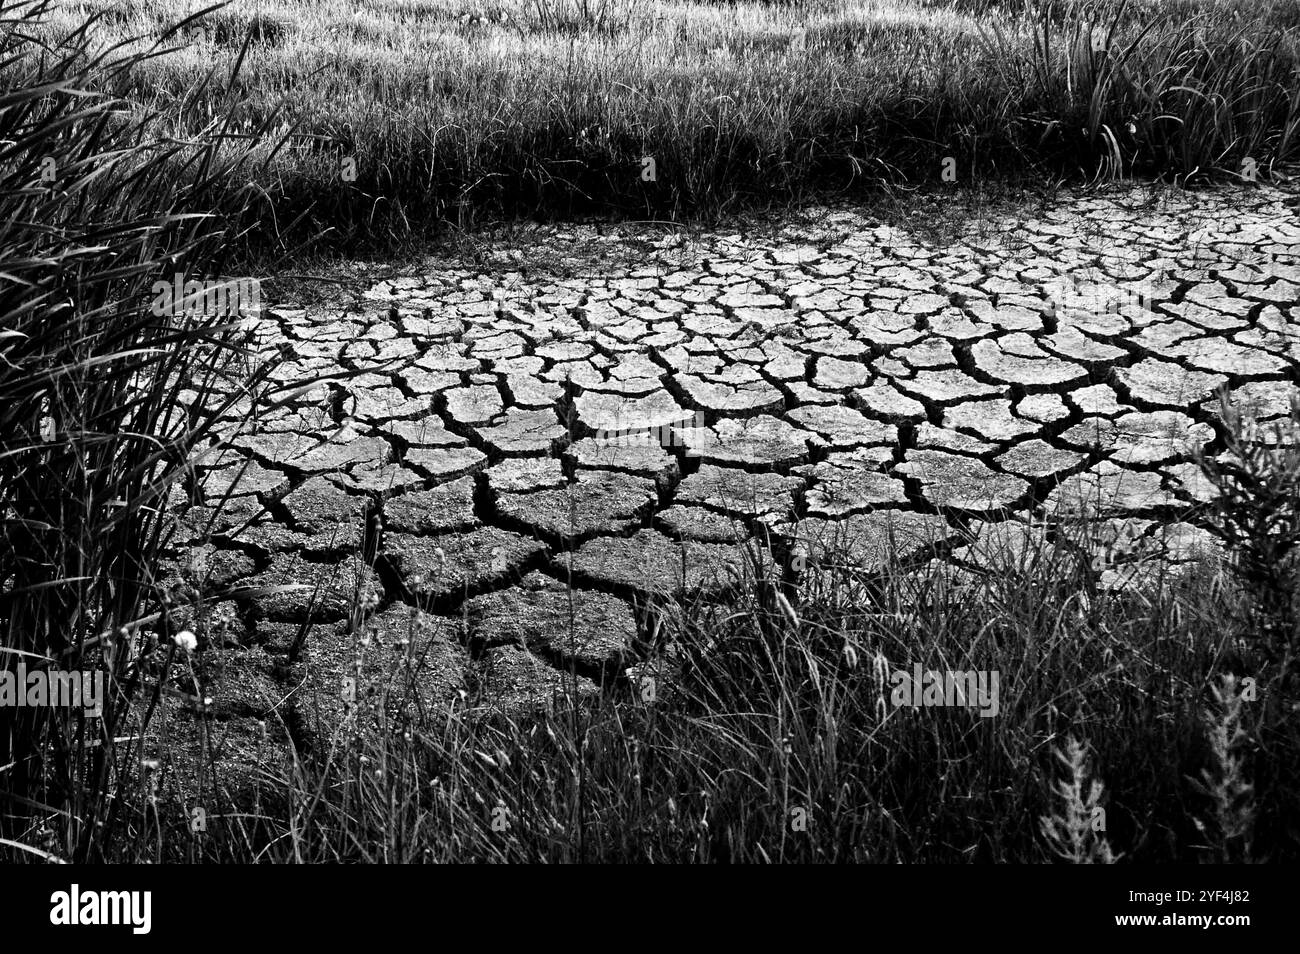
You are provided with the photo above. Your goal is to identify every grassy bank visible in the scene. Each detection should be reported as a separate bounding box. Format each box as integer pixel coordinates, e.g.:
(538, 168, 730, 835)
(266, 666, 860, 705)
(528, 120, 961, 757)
(54, 487, 1300, 861)
(26, 0, 1300, 254)
(0, 0, 280, 860)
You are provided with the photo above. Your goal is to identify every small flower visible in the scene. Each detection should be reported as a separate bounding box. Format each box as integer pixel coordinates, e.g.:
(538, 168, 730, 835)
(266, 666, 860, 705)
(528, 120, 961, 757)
(172, 630, 197, 652)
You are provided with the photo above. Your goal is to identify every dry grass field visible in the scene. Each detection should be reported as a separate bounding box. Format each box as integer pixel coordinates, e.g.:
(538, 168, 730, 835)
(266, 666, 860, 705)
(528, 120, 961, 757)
(29, 0, 1300, 250)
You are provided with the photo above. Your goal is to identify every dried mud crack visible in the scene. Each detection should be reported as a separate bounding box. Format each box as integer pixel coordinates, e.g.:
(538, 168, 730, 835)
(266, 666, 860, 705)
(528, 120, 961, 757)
(160, 183, 1300, 773)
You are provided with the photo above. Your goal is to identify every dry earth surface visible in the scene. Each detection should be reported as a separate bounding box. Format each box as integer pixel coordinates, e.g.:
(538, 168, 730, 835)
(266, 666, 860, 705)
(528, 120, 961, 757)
(156, 182, 1300, 782)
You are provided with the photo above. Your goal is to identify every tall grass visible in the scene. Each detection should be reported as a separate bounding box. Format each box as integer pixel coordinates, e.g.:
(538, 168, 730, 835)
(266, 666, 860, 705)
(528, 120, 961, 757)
(1196, 391, 1300, 669)
(89, 517, 1299, 861)
(0, 0, 285, 861)
(979, 0, 1300, 183)
(31, 0, 1300, 254)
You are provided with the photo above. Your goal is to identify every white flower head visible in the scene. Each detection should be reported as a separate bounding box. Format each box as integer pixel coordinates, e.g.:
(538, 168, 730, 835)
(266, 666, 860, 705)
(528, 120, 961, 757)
(172, 630, 198, 652)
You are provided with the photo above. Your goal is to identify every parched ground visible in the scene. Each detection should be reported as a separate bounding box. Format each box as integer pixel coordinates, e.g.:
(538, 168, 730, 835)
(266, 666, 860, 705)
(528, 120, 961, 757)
(158, 182, 1300, 772)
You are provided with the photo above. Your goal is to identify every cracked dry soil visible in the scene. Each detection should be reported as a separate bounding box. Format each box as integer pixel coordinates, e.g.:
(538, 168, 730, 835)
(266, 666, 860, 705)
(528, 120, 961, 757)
(157, 183, 1300, 780)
